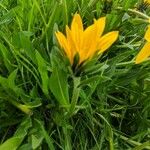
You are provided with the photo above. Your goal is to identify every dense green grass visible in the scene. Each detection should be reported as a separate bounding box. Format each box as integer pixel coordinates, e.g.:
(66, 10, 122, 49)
(0, 0, 150, 149)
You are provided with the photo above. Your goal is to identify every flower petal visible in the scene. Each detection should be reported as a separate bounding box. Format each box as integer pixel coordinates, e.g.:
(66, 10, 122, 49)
(94, 17, 106, 37)
(66, 26, 77, 64)
(144, 26, 150, 42)
(82, 17, 106, 60)
(144, 0, 150, 4)
(80, 23, 98, 62)
(71, 14, 83, 31)
(97, 31, 119, 53)
(55, 31, 71, 61)
(71, 14, 84, 54)
(135, 42, 150, 64)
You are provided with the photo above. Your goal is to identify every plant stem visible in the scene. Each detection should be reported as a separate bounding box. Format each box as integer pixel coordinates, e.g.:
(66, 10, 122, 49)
(109, 138, 114, 150)
(8, 99, 33, 115)
(114, 132, 150, 149)
(116, 7, 150, 21)
(63, 126, 72, 150)
(116, 60, 134, 66)
(67, 77, 80, 117)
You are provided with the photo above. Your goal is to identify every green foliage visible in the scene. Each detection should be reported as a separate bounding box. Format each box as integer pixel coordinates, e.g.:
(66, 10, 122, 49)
(49, 67, 69, 106)
(0, 117, 31, 150)
(0, 0, 150, 150)
(36, 51, 49, 96)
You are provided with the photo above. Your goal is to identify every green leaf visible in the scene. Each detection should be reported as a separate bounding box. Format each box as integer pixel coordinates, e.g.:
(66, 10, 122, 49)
(133, 141, 150, 150)
(31, 135, 43, 149)
(0, 137, 23, 150)
(106, 13, 123, 31)
(0, 75, 8, 89)
(67, 77, 80, 117)
(0, 43, 14, 72)
(34, 119, 55, 150)
(18, 144, 32, 150)
(0, 117, 32, 150)
(24, 98, 42, 108)
(123, 0, 137, 10)
(7, 69, 21, 94)
(12, 31, 36, 64)
(0, 69, 23, 97)
(49, 67, 69, 106)
(14, 117, 32, 137)
(0, 9, 15, 25)
(35, 51, 49, 96)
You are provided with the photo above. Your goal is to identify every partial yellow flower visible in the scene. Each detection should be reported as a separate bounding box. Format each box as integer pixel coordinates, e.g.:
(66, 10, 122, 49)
(55, 14, 119, 65)
(135, 26, 150, 64)
(144, 0, 150, 4)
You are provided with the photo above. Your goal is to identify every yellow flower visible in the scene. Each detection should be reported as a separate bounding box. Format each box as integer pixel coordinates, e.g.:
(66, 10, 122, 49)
(55, 14, 119, 65)
(135, 26, 150, 64)
(144, 0, 150, 4)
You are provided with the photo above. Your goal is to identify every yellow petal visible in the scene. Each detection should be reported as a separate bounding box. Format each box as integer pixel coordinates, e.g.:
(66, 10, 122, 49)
(55, 31, 71, 62)
(135, 42, 150, 64)
(71, 14, 83, 31)
(144, 0, 150, 4)
(144, 26, 150, 42)
(83, 17, 106, 60)
(97, 31, 119, 53)
(71, 14, 84, 53)
(94, 17, 106, 37)
(66, 26, 77, 64)
(80, 23, 98, 62)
